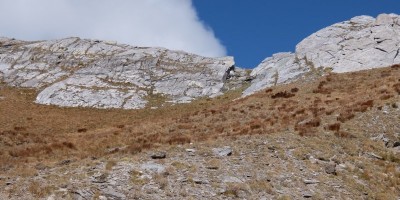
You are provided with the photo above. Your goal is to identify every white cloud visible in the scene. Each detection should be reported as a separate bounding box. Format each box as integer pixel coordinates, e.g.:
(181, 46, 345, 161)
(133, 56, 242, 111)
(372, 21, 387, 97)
(0, 0, 226, 57)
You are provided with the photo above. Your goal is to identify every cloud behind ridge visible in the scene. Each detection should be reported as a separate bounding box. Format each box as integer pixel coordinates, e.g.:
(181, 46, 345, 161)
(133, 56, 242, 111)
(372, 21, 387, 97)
(0, 0, 226, 57)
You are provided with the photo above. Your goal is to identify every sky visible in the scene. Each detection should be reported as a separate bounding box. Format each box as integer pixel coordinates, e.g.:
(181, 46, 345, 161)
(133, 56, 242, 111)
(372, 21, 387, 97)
(0, 1, 400, 68)
(193, 0, 400, 68)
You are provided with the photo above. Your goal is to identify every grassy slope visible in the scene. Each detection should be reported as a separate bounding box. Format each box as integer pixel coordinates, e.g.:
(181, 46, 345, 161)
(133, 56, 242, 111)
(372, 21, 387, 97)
(0, 65, 399, 198)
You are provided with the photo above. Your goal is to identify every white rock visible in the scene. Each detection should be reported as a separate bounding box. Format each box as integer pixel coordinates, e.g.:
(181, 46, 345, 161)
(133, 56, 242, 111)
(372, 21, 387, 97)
(0, 37, 246, 109)
(212, 146, 233, 157)
(245, 13, 400, 96)
(222, 176, 243, 183)
(185, 148, 196, 153)
(140, 163, 165, 174)
(243, 53, 308, 96)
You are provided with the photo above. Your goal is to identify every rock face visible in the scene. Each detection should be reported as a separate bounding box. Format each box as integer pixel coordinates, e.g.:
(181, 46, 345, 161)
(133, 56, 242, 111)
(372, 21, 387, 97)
(244, 13, 400, 96)
(0, 37, 247, 109)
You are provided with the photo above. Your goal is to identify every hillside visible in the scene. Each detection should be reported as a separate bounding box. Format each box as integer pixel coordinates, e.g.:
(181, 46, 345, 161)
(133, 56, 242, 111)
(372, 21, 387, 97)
(0, 65, 399, 199)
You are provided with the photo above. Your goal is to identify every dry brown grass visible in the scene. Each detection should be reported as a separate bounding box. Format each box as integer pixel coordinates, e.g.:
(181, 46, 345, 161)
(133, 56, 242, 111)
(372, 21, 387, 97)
(206, 158, 222, 170)
(271, 90, 295, 99)
(1, 65, 400, 192)
(247, 180, 274, 194)
(28, 181, 54, 198)
(105, 160, 117, 171)
(223, 183, 250, 198)
(0, 84, 244, 166)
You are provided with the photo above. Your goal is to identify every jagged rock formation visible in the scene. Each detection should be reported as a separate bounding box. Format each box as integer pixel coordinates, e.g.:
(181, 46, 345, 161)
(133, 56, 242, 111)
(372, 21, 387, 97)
(0, 37, 248, 109)
(244, 13, 400, 96)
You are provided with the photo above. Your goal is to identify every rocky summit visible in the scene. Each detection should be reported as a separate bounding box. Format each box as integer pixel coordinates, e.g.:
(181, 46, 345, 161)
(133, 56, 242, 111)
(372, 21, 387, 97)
(0, 37, 248, 109)
(244, 13, 400, 96)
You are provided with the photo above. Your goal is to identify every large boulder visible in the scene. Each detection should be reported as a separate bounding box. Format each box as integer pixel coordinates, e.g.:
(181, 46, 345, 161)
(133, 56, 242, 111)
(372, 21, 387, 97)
(0, 37, 247, 109)
(244, 13, 400, 96)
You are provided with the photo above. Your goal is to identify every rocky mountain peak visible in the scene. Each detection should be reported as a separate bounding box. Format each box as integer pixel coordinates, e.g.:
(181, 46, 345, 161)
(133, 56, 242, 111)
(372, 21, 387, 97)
(244, 13, 400, 96)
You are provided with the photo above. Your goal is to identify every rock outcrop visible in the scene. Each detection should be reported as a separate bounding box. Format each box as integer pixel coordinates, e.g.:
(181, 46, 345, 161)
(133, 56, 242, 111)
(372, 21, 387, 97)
(244, 13, 400, 96)
(3, 13, 398, 106)
(0, 37, 248, 109)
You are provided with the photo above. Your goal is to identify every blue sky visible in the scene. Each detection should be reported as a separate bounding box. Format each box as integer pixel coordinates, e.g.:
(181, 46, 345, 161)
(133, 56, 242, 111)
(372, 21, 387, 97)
(193, 0, 400, 68)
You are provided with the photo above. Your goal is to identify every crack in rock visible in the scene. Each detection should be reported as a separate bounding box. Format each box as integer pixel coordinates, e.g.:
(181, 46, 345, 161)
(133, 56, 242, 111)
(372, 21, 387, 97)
(394, 48, 400, 60)
(375, 47, 388, 53)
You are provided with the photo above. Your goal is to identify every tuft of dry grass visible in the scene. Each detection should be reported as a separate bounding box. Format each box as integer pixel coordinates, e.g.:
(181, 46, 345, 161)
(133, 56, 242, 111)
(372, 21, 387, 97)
(154, 173, 169, 190)
(248, 180, 274, 194)
(206, 158, 222, 170)
(105, 160, 117, 171)
(271, 91, 295, 99)
(223, 183, 250, 198)
(28, 181, 54, 198)
(326, 123, 341, 132)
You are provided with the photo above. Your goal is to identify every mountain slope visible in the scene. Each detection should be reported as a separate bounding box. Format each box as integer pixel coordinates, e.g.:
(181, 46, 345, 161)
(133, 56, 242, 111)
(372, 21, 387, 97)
(0, 65, 399, 199)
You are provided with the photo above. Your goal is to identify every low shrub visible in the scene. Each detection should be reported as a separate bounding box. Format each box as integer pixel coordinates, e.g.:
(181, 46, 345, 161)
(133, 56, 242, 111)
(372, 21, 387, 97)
(326, 123, 341, 132)
(337, 110, 355, 123)
(271, 91, 295, 99)
(393, 83, 400, 94)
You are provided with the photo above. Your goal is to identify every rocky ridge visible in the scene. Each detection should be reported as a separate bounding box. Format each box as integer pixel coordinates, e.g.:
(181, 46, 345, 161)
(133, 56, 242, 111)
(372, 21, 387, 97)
(0, 37, 248, 109)
(244, 13, 400, 96)
(1, 13, 400, 109)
